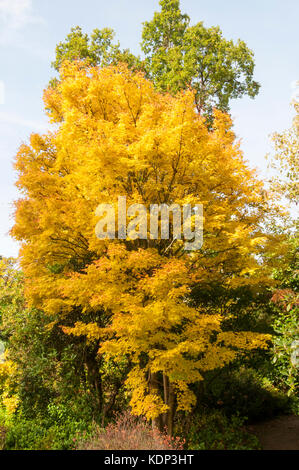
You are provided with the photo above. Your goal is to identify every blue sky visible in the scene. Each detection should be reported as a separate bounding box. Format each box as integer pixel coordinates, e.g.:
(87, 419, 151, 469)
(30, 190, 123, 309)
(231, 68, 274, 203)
(0, 0, 298, 257)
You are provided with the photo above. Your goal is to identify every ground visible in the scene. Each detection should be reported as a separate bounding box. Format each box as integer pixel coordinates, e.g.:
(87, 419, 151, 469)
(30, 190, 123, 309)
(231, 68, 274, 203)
(247, 415, 299, 450)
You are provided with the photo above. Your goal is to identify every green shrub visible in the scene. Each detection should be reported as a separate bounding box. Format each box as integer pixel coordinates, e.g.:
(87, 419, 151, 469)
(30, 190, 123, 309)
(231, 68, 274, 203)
(0, 425, 6, 450)
(202, 367, 291, 422)
(4, 419, 46, 450)
(3, 413, 92, 450)
(178, 409, 260, 450)
(271, 300, 299, 395)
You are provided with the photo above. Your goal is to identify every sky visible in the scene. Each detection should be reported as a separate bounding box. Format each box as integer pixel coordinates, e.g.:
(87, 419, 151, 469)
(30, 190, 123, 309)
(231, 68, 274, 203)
(0, 0, 298, 257)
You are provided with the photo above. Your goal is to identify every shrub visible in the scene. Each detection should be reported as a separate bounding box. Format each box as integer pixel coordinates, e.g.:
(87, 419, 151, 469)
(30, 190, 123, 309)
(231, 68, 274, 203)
(3, 414, 91, 450)
(270, 291, 299, 395)
(179, 409, 260, 450)
(202, 367, 291, 422)
(76, 411, 185, 450)
(4, 419, 46, 450)
(0, 425, 6, 450)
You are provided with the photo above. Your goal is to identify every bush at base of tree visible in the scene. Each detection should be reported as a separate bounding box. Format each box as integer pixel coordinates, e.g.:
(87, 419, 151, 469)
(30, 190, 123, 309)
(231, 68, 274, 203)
(175, 408, 260, 450)
(200, 367, 292, 423)
(0, 409, 91, 450)
(76, 411, 185, 450)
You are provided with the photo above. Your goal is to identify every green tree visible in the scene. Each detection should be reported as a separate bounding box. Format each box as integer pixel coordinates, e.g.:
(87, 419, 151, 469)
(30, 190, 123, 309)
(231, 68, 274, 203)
(52, 26, 141, 78)
(270, 288, 299, 396)
(267, 96, 299, 397)
(0, 258, 128, 422)
(141, 0, 260, 115)
(269, 97, 299, 206)
(52, 1, 260, 117)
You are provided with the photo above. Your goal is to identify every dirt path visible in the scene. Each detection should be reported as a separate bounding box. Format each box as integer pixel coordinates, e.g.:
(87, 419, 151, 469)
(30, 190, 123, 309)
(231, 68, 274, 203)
(247, 415, 299, 450)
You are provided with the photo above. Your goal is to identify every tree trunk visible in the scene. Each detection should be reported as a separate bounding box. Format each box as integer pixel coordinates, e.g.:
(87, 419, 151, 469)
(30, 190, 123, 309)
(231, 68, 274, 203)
(161, 373, 169, 429)
(151, 372, 175, 436)
(85, 351, 103, 414)
(149, 371, 163, 431)
(166, 381, 175, 436)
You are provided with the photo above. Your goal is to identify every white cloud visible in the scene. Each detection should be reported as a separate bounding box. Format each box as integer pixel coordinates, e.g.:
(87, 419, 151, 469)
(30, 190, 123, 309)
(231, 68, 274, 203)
(0, 0, 44, 45)
(0, 81, 4, 104)
(0, 110, 48, 132)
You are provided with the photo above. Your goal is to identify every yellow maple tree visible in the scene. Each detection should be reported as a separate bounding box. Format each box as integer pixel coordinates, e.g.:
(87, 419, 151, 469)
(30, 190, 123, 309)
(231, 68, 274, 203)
(12, 62, 273, 433)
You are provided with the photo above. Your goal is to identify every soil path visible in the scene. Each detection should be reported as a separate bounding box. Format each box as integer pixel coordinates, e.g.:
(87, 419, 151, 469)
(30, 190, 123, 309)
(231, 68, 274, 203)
(247, 415, 299, 450)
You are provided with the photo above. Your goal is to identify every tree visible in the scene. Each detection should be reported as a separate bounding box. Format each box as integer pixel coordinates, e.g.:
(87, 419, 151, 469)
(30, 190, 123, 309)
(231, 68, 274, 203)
(267, 97, 299, 396)
(270, 288, 298, 396)
(12, 62, 271, 434)
(142, 0, 260, 115)
(269, 97, 299, 206)
(51, 1, 260, 117)
(0, 258, 102, 420)
(0, 258, 23, 417)
(51, 26, 142, 80)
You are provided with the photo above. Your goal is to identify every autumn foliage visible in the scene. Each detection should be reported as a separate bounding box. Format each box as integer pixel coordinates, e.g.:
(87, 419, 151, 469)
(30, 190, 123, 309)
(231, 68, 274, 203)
(11, 62, 273, 433)
(76, 411, 185, 450)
